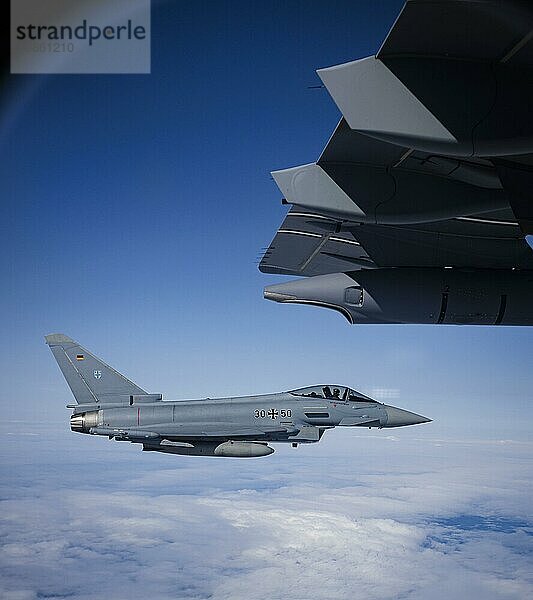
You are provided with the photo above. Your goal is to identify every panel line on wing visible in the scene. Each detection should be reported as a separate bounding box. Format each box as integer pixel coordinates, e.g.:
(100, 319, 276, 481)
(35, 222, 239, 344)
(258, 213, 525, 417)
(500, 28, 533, 63)
(278, 229, 322, 238)
(454, 217, 519, 226)
(299, 234, 332, 272)
(392, 147, 414, 168)
(329, 236, 361, 246)
(289, 212, 336, 221)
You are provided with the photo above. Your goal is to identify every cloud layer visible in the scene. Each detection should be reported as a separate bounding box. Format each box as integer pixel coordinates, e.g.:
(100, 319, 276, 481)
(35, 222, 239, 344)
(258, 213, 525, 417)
(1, 427, 532, 599)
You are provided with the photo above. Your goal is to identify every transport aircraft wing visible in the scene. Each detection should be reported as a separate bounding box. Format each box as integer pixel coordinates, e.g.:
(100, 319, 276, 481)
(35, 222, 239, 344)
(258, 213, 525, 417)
(259, 1, 533, 326)
(260, 119, 533, 276)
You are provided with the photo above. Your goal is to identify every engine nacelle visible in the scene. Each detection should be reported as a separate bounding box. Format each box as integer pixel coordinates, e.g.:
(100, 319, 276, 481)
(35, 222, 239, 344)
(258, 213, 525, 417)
(264, 268, 533, 326)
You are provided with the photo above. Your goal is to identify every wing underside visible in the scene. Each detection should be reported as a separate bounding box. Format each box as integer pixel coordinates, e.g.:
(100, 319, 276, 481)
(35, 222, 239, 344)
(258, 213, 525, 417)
(95, 422, 297, 441)
(259, 1, 533, 326)
(260, 116, 533, 275)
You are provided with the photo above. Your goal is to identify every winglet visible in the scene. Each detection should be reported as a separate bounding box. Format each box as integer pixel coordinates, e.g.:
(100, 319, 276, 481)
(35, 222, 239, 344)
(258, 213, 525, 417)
(45, 333, 75, 346)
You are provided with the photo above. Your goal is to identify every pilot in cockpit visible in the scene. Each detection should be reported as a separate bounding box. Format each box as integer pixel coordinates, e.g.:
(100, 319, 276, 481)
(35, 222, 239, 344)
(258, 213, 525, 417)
(332, 388, 340, 399)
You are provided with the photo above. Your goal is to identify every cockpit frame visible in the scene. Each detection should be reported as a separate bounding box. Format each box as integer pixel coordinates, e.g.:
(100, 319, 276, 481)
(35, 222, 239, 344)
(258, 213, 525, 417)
(288, 385, 377, 403)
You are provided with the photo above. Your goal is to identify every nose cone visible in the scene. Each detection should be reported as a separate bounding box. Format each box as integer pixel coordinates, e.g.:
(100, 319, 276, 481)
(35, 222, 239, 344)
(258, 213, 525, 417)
(383, 405, 431, 428)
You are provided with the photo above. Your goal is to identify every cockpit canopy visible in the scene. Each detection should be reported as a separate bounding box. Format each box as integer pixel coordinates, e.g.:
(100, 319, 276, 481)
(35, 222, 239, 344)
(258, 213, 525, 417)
(288, 385, 377, 402)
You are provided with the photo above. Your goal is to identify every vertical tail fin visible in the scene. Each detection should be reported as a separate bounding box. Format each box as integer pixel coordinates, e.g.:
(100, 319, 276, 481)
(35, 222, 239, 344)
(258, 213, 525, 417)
(45, 333, 147, 406)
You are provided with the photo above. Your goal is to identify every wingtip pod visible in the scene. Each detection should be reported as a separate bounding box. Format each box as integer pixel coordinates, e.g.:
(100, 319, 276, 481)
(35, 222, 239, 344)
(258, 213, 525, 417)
(45, 333, 75, 346)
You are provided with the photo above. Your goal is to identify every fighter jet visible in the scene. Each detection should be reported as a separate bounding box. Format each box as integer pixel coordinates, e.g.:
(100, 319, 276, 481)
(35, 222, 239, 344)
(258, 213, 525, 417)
(46, 334, 430, 458)
(260, 0, 533, 325)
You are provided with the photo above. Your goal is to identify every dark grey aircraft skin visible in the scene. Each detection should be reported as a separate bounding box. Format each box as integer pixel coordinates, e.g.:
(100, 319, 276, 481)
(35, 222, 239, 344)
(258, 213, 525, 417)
(259, 0, 533, 325)
(46, 334, 430, 458)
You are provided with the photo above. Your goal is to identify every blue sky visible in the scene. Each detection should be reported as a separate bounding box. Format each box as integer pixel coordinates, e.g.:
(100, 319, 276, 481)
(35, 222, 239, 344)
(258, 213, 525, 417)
(1, 1, 532, 597)
(1, 0, 531, 436)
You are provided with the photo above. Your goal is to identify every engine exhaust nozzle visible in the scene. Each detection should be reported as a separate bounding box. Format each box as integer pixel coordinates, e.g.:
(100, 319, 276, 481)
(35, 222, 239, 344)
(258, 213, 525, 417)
(70, 411, 98, 433)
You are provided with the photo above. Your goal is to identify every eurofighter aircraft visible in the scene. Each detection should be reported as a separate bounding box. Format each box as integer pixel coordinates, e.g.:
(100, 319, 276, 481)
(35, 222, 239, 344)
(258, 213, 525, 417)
(260, 0, 533, 325)
(46, 334, 430, 458)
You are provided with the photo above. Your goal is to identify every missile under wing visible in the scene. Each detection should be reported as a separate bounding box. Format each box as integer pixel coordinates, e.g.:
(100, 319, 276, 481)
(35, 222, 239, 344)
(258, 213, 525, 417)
(259, 0, 533, 325)
(46, 334, 430, 458)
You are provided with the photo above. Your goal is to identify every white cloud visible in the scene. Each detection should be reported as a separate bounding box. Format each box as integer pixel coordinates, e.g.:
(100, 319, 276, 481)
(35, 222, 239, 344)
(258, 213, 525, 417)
(0, 430, 532, 599)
